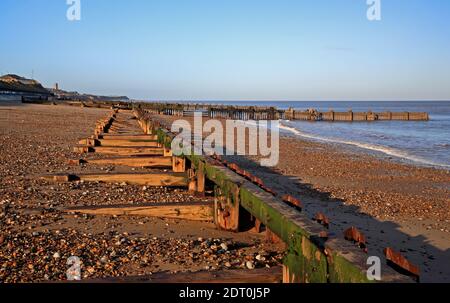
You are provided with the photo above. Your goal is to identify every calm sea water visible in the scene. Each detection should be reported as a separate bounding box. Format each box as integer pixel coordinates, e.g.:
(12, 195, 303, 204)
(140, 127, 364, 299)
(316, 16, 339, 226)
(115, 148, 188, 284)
(163, 101, 450, 169)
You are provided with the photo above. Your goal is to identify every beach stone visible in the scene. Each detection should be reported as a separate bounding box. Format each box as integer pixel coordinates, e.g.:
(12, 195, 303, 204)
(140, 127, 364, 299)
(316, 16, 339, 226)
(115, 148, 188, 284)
(220, 243, 228, 251)
(246, 261, 255, 270)
(256, 254, 265, 261)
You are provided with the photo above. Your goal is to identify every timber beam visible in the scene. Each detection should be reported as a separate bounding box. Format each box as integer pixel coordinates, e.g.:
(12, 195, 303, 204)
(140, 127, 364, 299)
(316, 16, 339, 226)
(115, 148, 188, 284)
(78, 138, 159, 147)
(83, 266, 283, 283)
(41, 172, 188, 186)
(64, 202, 213, 222)
(73, 146, 164, 156)
(96, 134, 158, 141)
(68, 156, 173, 168)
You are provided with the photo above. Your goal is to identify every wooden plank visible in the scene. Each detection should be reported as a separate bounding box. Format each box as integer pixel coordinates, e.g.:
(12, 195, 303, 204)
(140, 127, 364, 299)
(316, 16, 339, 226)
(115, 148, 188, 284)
(70, 156, 172, 168)
(65, 202, 213, 221)
(99, 134, 157, 141)
(84, 146, 164, 156)
(42, 172, 188, 186)
(79, 139, 159, 147)
(83, 266, 282, 283)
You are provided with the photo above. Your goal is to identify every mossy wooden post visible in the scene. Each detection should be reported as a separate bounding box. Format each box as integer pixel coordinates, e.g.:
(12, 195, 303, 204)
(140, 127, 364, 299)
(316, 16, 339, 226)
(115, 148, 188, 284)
(282, 236, 328, 283)
(214, 185, 240, 232)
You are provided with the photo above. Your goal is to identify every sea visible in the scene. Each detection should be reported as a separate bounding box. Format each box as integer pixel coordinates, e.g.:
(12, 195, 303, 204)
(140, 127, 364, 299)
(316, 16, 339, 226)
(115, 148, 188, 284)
(152, 101, 450, 170)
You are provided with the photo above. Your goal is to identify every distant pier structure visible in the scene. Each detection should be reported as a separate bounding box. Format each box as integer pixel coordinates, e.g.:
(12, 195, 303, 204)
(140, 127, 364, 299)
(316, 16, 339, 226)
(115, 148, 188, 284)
(137, 102, 430, 122)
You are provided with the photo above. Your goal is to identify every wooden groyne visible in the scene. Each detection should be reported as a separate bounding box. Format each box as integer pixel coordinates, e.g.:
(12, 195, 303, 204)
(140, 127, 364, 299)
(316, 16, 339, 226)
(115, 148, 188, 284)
(21, 99, 429, 122)
(134, 108, 419, 283)
(136, 102, 430, 122)
(33, 103, 421, 283)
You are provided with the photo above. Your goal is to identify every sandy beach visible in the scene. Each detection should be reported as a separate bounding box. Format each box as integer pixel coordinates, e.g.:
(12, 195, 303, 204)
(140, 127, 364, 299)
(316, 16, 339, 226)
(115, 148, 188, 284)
(0, 103, 284, 283)
(0, 103, 448, 282)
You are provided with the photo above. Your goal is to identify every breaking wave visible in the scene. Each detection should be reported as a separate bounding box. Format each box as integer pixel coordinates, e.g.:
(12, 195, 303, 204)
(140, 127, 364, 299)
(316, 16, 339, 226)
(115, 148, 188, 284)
(279, 122, 450, 169)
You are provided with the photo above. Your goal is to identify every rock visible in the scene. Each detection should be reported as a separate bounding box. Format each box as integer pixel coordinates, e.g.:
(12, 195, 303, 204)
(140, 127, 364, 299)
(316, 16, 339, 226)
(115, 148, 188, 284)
(53, 252, 61, 259)
(224, 262, 232, 268)
(220, 243, 228, 251)
(246, 261, 255, 270)
(256, 254, 265, 261)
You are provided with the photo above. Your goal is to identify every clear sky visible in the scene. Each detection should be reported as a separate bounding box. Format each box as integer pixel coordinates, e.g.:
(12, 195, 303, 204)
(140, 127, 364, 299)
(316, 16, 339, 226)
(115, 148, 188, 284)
(1, 0, 449, 101)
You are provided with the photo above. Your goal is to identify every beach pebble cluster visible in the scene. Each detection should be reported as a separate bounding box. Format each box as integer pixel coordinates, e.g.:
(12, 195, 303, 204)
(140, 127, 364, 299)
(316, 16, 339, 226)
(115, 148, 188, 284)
(0, 230, 283, 283)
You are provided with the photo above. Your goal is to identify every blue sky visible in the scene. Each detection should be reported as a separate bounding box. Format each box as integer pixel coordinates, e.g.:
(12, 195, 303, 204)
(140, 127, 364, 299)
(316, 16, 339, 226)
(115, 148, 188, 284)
(1, 0, 449, 101)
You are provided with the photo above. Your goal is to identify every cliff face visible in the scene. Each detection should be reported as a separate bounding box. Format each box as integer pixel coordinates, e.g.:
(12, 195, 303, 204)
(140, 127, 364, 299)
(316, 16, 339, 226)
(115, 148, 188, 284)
(0, 74, 51, 95)
(1, 74, 130, 101)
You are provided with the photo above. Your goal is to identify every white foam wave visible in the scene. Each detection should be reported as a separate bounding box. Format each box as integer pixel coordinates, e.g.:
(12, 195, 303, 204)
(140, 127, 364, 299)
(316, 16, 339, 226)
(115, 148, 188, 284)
(279, 123, 450, 169)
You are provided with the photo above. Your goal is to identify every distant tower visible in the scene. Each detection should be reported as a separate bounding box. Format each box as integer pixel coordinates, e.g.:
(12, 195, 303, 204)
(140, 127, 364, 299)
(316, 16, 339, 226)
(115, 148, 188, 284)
(55, 83, 59, 91)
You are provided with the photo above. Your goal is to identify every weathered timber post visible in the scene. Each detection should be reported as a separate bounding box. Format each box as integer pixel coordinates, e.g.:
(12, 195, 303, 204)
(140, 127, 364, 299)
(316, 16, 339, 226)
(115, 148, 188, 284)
(172, 156, 186, 173)
(214, 185, 240, 232)
(286, 108, 294, 120)
(188, 168, 197, 193)
(163, 147, 173, 157)
(144, 119, 150, 134)
(197, 161, 205, 194)
(282, 235, 328, 283)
